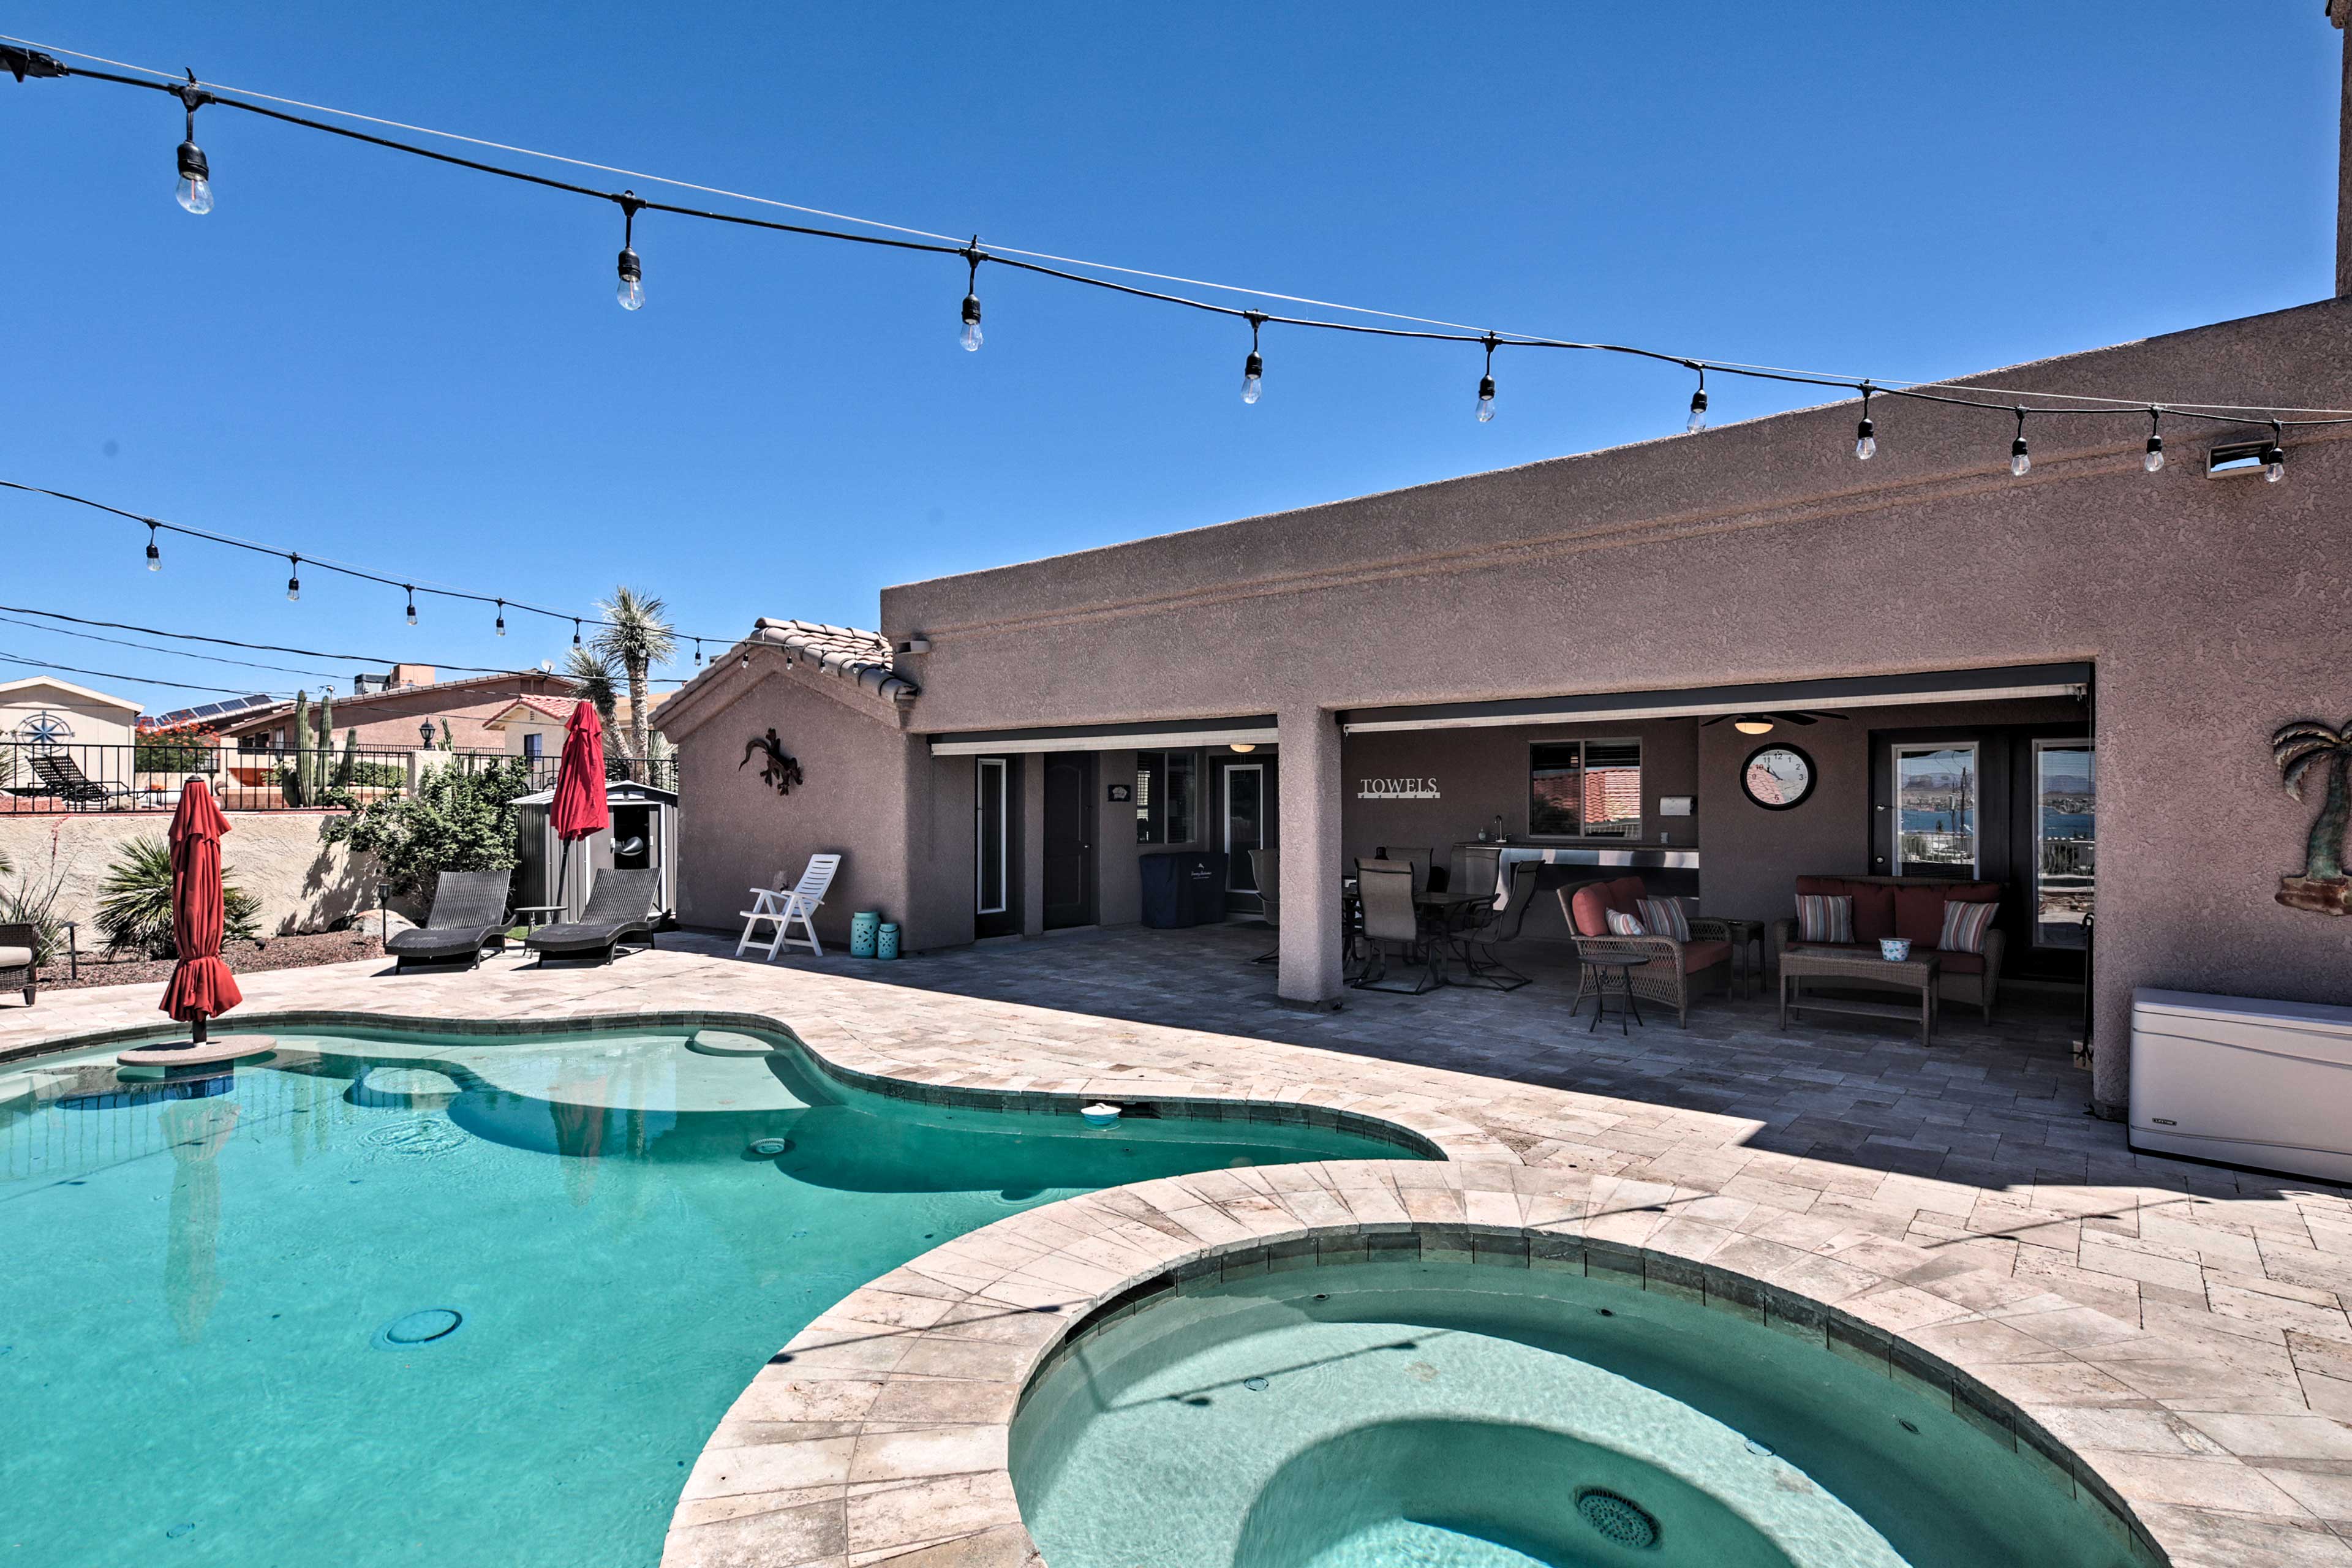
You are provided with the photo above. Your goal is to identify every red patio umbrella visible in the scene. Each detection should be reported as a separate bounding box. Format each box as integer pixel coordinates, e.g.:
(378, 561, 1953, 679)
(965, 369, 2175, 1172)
(159, 777, 243, 1044)
(551, 700, 609, 916)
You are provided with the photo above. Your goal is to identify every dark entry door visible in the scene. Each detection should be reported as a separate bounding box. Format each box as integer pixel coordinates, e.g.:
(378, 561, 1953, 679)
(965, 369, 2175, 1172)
(1042, 752, 1096, 930)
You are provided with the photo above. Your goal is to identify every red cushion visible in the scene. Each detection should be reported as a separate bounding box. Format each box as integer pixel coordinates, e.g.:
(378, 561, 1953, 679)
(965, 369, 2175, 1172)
(1678, 939, 1732, 975)
(1795, 876, 1849, 897)
(1934, 949, 1987, 975)
(1947, 882, 2002, 905)
(1846, 883, 1896, 943)
(1894, 886, 1945, 948)
(1606, 876, 1646, 916)
(1569, 885, 1614, 938)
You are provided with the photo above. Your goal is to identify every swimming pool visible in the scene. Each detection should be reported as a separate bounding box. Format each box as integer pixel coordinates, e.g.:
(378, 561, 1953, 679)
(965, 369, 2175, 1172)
(1012, 1259, 2142, 1568)
(0, 1021, 1420, 1566)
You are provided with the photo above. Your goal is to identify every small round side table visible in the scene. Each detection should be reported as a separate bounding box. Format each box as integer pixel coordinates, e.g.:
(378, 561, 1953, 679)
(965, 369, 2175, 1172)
(1581, 957, 1645, 1035)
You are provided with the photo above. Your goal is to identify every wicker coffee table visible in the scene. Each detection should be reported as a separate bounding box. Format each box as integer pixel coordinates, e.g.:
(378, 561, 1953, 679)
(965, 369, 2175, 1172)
(1779, 947, 1940, 1045)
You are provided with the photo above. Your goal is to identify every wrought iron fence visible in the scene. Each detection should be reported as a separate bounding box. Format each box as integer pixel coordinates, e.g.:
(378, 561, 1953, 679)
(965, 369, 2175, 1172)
(2039, 837, 2096, 880)
(2, 742, 679, 813)
(515, 753, 680, 793)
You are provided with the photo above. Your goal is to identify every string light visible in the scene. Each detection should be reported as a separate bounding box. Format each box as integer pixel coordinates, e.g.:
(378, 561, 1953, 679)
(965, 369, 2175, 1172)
(1853, 382, 1877, 460)
(1242, 312, 1265, 405)
(145, 520, 160, 570)
(615, 191, 644, 311)
(2008, 409, 2030, 478)
(404, 586, 418, 625)
(494, 599, 507, 636)
(2264, 420, 2287, 483)
(2143, 409, 2164, 473)
(572, 619, 582, 647)
(959, 242, 983, 352)
(8, 40, 2351, 456)
(692, 638, 703, 666)
(285, 554, 300, 601)
(171, 70, 211, 214)
(1684, 364, 1708, 434)
(1476, 334, 1497, 424)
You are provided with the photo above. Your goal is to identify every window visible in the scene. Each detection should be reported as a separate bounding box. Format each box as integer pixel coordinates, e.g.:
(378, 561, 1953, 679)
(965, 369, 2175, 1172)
(976, 758, 1009, 915)
(522, 731, 544, 761)
(2033, 741, 2095, 949)
(1893, 743, 1978, 875)
(1528, 739, 1642, 839)
(1134, 750, 1199, 843)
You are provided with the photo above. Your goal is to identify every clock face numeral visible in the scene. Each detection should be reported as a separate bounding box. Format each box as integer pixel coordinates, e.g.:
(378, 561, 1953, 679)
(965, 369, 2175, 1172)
(1741, 744, 1816, 811)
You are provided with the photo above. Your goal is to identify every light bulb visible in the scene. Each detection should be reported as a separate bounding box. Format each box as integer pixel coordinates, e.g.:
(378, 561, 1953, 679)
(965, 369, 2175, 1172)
(1476, 374, 1496, 424)
(1686, 388, 1708, 434)
(287, 575, 300, 601)
(960, 292, 983, 352)
(1242, 350, 1263, 405)
(1855, 419, 1877, 460)
(495, 612, 507, 636)
(616, 246, 644, 311)
(405, 594, 419, 626)
(2009, 437, 2030, 478)
(2264, 445, 2286, 483)
(146, 541, 161, 571)
(2143, 434, 2164, 473)
(175, 141, 212, 215)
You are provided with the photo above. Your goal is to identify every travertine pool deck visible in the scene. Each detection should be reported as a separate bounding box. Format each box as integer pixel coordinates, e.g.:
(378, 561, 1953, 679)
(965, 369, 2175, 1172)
(8, 927, 2352, 1567)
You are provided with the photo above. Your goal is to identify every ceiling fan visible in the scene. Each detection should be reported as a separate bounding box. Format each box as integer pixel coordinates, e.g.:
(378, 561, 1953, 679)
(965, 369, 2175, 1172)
(1700, 711, 1851, 736)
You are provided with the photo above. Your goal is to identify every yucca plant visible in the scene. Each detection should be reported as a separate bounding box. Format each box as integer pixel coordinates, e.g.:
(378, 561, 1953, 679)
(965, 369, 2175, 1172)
(2275, 720, 2352, 885)
(95, 835, 263, 959)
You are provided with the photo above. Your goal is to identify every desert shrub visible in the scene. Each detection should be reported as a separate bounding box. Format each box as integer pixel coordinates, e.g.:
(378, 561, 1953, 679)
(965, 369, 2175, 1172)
(319, 755, 533, 902)
(94, 835, 264, 959)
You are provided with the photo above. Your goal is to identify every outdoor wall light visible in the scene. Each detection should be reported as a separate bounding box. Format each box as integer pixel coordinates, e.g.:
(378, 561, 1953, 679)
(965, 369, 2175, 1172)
(173, 74, 213, 215)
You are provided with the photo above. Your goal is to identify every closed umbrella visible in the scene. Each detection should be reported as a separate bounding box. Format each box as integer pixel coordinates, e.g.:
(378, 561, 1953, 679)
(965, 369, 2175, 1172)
(158, 777, 242, 1045)
(551, 700, 609, 919)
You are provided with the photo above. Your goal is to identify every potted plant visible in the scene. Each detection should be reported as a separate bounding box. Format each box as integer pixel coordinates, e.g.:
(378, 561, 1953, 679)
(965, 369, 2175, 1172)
(2274, 719, 2351, 916)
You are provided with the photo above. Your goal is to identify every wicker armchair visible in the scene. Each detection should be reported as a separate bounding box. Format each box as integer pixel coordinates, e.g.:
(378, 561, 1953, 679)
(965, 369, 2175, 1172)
(1556, 878, 1735, 1028)
(1, 922, 37, 1006)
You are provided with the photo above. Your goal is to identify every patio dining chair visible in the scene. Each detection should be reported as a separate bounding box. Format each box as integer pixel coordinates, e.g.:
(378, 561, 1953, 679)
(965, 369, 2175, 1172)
(1456, 857, 1540, 992)
(1248, 846, 1279, 965)
(1375, 845, 1442, 895)
(1349, 858, 1439, 995)
(736, 853, 842, 961)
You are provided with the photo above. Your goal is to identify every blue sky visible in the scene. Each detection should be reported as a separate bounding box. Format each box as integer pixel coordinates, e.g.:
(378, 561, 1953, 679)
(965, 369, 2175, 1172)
(4, 3, 2341, 715)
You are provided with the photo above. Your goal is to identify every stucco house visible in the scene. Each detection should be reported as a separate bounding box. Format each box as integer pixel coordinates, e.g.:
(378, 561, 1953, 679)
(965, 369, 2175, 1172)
(217, 665, 578, 754)
(0, 676, 143, 788)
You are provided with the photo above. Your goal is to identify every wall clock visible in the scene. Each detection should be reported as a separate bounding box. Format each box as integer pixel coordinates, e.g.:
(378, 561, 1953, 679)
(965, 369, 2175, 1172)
(1741, 743, 1816, 810)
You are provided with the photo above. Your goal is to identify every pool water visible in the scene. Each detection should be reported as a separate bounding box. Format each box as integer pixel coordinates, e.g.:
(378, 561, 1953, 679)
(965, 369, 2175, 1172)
(1012, 1262, 2136, 1568)
(0, 1025, 1413, 1567)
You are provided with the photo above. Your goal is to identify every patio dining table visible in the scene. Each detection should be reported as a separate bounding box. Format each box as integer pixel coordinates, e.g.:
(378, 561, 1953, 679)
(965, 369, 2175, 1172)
(1339, 878, 1494, 989)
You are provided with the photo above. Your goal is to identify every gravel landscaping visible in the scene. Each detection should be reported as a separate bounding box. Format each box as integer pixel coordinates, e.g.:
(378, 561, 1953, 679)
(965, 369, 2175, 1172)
(31, 927, 385, 993)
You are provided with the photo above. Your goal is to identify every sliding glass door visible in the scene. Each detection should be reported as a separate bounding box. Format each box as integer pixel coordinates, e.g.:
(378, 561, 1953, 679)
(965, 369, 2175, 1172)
(2032, 740, 2095, 951)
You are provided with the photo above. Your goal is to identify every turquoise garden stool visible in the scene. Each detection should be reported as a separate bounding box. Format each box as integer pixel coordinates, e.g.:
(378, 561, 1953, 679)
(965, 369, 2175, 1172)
(850, 911, 880, 959)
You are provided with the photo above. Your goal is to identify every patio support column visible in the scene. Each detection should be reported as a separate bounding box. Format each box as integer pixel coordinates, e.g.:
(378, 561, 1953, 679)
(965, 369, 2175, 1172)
(1020, 756, 1045, 937)
(1276, 707, 1344, 1006)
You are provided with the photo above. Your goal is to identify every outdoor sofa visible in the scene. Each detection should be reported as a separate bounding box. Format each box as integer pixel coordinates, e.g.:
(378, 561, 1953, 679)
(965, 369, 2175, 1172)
(526, 869, 660, 966)
(386, 870, 514, 973)
(1769, 875, 2005, 1019)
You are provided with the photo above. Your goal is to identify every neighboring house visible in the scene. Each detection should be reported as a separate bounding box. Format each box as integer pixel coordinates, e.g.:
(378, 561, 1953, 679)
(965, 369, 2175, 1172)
(1, 677, 144, 783)
(480, 694, 576, 765)
(217, 665, 578, 753)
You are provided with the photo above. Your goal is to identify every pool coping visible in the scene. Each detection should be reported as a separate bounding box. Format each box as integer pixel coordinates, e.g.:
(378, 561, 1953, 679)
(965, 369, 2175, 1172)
(8, 984, 2349, 1566)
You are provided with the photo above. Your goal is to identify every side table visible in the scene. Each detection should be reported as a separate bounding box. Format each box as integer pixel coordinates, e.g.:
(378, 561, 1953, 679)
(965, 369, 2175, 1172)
(1580, 957, 1645, 1035)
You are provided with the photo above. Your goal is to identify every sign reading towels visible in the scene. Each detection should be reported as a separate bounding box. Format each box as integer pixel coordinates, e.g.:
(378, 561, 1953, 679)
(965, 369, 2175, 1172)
(1357, 777, 1441, 800)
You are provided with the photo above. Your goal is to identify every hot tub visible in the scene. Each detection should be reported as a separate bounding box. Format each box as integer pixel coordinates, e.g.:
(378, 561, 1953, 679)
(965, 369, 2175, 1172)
(1011, 1258, 2144, 1568)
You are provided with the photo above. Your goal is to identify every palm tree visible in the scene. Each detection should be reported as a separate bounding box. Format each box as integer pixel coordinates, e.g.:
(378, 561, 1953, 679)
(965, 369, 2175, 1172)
(564, 645, 620, 751)
(592, 586, 675, 782)
(2274, 719, 2352, 883)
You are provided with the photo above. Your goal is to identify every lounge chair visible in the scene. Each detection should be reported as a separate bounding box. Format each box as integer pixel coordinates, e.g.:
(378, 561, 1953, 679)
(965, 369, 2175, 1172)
(29, 752, 133, 810)
(734, 853, 841, 960)
(2, 922, 36, 1005)
(386, 870, 514, 973)
(527, 868, 660, 966)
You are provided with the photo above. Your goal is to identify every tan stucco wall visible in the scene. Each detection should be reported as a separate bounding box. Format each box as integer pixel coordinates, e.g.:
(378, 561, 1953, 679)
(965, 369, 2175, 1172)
(0, 812, 379, 940)
(876, 295, 2352, 1114)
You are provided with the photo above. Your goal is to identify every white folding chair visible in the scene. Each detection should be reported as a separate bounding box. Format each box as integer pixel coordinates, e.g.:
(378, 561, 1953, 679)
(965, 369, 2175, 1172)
(736, 853, 842, 960)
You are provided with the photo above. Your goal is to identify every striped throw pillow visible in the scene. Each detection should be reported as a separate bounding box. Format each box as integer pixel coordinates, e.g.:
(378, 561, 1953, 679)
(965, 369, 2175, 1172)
(1605, 908, 1649, 937)
(1639, 897, 1691, 942)
(1795, 894, 1853, 944)
(1940, 899, 1997, 954)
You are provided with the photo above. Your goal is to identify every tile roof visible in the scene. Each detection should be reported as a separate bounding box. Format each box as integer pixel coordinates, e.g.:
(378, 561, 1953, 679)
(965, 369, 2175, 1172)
(489, 694, 579, 723)
(749, 619, 919, 707)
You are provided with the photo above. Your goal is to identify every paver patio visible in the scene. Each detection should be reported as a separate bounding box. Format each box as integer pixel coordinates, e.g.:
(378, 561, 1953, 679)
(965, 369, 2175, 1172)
(7, 923, 2352, 1565)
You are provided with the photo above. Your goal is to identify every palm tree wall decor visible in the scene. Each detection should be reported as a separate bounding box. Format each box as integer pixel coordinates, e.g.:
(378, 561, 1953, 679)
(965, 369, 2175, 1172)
(2274, 718, 2352, 916)
(592, 586, 676, 784)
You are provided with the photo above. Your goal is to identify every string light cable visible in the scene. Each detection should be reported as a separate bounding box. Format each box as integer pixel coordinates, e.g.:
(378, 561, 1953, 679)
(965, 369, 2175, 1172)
(7, 35, 2352, 459)
(0, 650, 290, 697)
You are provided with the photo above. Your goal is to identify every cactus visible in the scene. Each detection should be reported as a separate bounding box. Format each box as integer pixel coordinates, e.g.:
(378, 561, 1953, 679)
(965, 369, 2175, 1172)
(312, 692, 334, 800)
(282, 691, 312, 806)
(335, 725, 358, 787)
